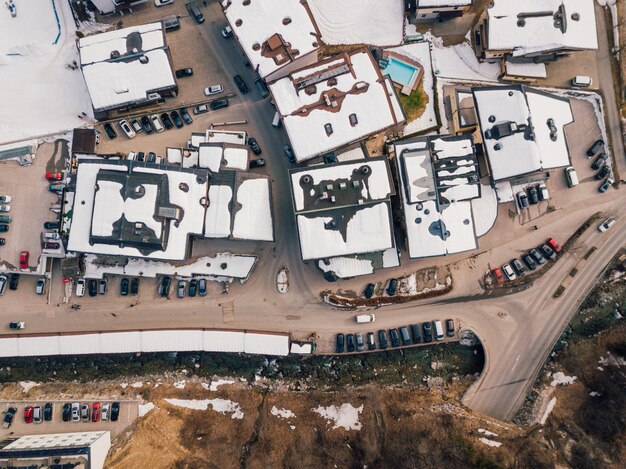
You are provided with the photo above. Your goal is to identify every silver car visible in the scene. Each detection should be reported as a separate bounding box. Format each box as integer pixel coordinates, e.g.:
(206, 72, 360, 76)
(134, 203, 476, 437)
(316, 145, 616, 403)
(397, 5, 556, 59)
(0, 205, 10, 212)
(177, 280, 186, 298)
(71, 402, 80, 422)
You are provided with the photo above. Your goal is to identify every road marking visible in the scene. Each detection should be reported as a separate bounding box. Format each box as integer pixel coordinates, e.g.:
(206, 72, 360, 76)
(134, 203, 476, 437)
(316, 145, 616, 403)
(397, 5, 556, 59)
(511, 354, 521, 372)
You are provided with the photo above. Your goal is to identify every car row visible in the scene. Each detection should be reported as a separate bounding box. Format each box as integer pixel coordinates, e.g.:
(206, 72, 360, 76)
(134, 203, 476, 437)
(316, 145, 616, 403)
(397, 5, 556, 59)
(2, 401, 122, 428)
(363, 278, 399, 299)
(492, 238, 561, 283)
(0, 274, 46, 296)
(158, 276, 208, 298)
(0, 193, 11, 237)
(516, 183, 549, 209)
(336, 320, 455, 353)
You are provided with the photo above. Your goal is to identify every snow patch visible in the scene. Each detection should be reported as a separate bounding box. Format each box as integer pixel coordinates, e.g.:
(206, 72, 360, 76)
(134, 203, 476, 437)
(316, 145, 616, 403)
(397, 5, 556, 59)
(165, 398, 244, 419)
(205, 379, 235, 392)
(18, 381, 40, 393)
(312, 403, 363, 430)
(130, 381, 143, 388)
(479, 438, 502, 448)
(271, 406, 296, 419)
(540, 397, 557, 425)
(173, 380, 186, 389)
(139, 402, 156, 417)
(550, 372, 577, 387)
(478, 429, 498, 437)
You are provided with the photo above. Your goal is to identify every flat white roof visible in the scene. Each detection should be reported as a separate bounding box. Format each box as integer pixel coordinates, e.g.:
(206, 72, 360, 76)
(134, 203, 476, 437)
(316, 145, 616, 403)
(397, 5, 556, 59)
(487, 0, 598, 55)
(317, 256, 374, 278)
(198, 144, 248, 173)
(270, 50, 404, 162)
(473, 86, 573, 181)
(232, 178, 274, 241)
(204, 185, 233, 238)
(307, 0, 404, 46)
(2, 431, 108, 450)
(418, 0, 471, 6)
(505, 61, 547, 79)
(79, 23, 175, 112)
(222, 0, 320, 79)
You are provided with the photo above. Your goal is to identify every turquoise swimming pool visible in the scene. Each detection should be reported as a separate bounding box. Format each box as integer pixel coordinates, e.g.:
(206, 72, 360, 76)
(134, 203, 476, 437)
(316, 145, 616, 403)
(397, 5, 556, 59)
(384, 57, 418, 87)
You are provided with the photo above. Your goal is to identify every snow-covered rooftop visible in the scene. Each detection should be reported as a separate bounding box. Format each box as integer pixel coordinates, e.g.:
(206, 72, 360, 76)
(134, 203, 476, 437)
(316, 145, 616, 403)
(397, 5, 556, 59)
(486, 0, 598, 55)
(78, 23, 176, 112)
(198, 143, 248, 173)
(418, 0, 471, 6)
(269, 49, 405, 162)
(307, 0, 404, 46)
(472, 85, 573, 181)
(222, 0, 320, 79)
(232, 178, 274, 241)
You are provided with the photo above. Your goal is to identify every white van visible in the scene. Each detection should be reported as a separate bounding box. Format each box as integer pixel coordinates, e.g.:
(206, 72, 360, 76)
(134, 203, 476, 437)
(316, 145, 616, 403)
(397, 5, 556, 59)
(75, 278, 86, 297)
(272, 111, 281, 128)
(150, 114, 165, 133)
(571, 76, 592, 87)
(355, 314, 375, 323)
(433, 320, 445, 341)
(565, 166, 579, 187)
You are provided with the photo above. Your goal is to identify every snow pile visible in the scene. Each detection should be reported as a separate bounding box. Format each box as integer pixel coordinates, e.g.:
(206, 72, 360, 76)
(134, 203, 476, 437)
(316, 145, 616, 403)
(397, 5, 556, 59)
(19, 381, 40, 393)
(312, 403, 363, 430)
(204, 379, 235, 392)
(130, 381, 144, 388)
(539, 397, 557, 424)
(598, 352, 626, 367)
(271, 406, 296, 419)
(139, 402, 156, 417)
(479, 438, 502, 448)
(165, 398, 244, 419)
(589, 391, 601, 397)
(478, 429, 498, 437)
(308, 0, 404, 46)
(0, 0, 93, 143)
(173, 380, 187, 389)
(550, 372, 577, 387)
(428, 32, 499, 82)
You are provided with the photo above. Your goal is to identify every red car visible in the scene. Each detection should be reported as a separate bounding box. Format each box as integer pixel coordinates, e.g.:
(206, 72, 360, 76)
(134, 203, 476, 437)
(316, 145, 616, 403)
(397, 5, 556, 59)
(24, 406, 33, 423)
(19, 251, 29, 270)
(45, 172, 63, 181)
(91, 402, 101, 422)
(492, 267, 504, 285)
(546, 238, 562, 253)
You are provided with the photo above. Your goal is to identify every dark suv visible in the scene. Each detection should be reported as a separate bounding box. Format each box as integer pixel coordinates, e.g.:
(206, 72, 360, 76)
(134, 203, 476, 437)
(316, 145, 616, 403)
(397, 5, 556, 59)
(422, 322, 433, 343)
(336, 333, 344, 353)
(378, 330, 388, 349)
(210, 98, 229, 110)
(346, 334, 355, 353)
(389, 328, 401, 347)
(233, 75, 249, 94)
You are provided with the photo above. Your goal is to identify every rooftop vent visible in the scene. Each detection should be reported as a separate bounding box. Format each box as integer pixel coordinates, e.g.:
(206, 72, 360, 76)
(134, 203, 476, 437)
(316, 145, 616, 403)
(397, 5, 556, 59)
(330, 195, 336, 203)
(349, 113, 358, 126)
(571, 12, 580, 21)
(139, 55, 149, 64)
(325, 183, 333, 191)
(324, 123, 333, 136)
(252, 42, 260, 51)
(282, 17, 292, 25)
(494, 143, 502, 151)
(488, 115, 496, 123)
(301, 175, 312, 185)
(235, 19, 242, 27)
(360, 165, 370, 175)
(110, 50, 121, 59)
(339, 181, 347, 190)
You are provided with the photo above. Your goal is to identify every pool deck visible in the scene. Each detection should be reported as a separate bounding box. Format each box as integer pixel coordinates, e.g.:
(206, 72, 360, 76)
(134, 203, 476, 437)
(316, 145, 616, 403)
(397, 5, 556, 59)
(382, 51, 424, 96)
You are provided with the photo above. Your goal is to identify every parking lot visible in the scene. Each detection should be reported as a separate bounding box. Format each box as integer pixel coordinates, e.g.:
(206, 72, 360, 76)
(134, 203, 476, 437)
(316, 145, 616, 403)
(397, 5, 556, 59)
(0, 399, 138, 439)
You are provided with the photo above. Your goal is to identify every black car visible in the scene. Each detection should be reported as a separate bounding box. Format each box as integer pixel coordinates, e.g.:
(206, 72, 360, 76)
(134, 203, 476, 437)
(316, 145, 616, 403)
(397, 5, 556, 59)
(346, 333, 355, 353)
(130, 278, 139, 295)
(110, 402, 120, 421)
(522, 254, 537, 271)
(136, 151, 145, 162)
(599, 177, 614, 193)
(363, 283, 375, 299)
(595, 165, 610, 180)
(43, 242, 60, 250)
(378, 330, 388, 349)
(9, 274, 19, 291)
(175, 68, 193, 78)
(0, 238, 4, 245)
(336, 333, 344, 353)
(103, 123, 117, 139)
(511, 259, 525, 276)
(120, 278, 129, 296)
(446, 319, 455, 337)
(591, 152, 608, 170)
(170, 110, 184, 128)
(88, 279, 98, 297)
(422, 322, 433, 343)
(233, 74, 249, 94)
(389, 328, 401, 347)
(539, 243, 557, 261)
(386, 278, 398, 296)
(62, 403, 71, 422)
(355, 332, 364, 352)
(44, 221, 60, 230)
(586, 139, 604, 157)
(180, 108, 193, 125)
(527, 185, 539, 205)
(411, 324, 421, 344)
(248, 137, 262, 155)
(44, 403, 53, 421)
(160, 113, 174, 129)
(0, 225, 8, 233)
(249, 158, 266, 168)
(160, 276, 171, 297)
(283, 144, 295, 163)
(366, 332, 376, 351)
(141, 116, 153, 134)
(3, 407, 16, 428)
(529, 248, 546, 265)
(210, 98, 229, 110)
(147, 152, 156, 163)
(198, 278, 207, 297)
(188, 278, 197, 297)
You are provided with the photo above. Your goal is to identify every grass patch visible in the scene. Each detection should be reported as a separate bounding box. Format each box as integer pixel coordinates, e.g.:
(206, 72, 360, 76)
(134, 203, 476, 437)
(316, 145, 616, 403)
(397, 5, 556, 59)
(399, 86, 427, 122)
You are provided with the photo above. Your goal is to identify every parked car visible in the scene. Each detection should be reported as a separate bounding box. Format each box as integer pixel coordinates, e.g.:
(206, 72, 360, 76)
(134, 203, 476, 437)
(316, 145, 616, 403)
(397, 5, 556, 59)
(336, 333, 344, 353)
(88, 279, 98, 297)
(446, 319, 455, 337)
(0, 216, 10, 224)
(91, 403, 101, 422)
(160, 113, 174, 129)
(283, 144, 295, 163)
(175, 67, 193, 78)
(170, 110, 184, 128)
(210, 98, 229, 110)
(598, 217, 615, 232)
(596, 165, 611, 180)
(386, 278, 398, 296)
(146, 152, 156, 163)
(102, 403, 109, 421)
(44, 232, 61, 240)
(119, 119, 136, 138)
(9, 274, 19, 291)
(233, 74, 249, 94)
(366, 332, 376, 351)
(0, 275, 7, 296)
(62, 403, 71, 422)
(80, 404, 89, 422)
(33, 407, 42, 423)
(491, 267, 504, 284)
(103, 123, 117, 139)
(150, 114, 164, 132)
(180, 107, 193, 125)
(19, 251, 28, 270)
(537, 183, 549, 201)
(44, 403, 53, 421)
(422, 322, 433, 343)
(155, 0, 174, 6)
(0, 195, 10, 203)
(0, 204, 10, 212)
(160, 276, 172, 297)
(346, 333, 355, 352)
(502, 263, 516, 281)
(99, 278, 108, 295)
(355, 332, 364, 352)
(511, 259, 525, 276)
(198, 278, 207, 297)
(399, 327, 411, 346)
(75, 278, 86, 297)
(44, 221, 60, 230)
(43, 242, 60, 250)
(389, 328, 401, 347)
(529, 248, 546, 265)
(24, 406, 33, 424)
(177, 280, 186, 298)
(136, 152, 145, 162)
(546, 238, 562, 253)
(130, 118, 143, 134)
(141, 115, 153, 134)
(591, 152, 608, 170)
(221, 25, 233, 38)
(599, 177, 614, 193)
(363, 283, 375, 299)
(248, 137, 262, 155)
(249, 158, 266, 168)
(186, 1, 204, 23)
(188, 278, 197, 297)
(9, 321, 25, 330)
(71, 402, 80, 422)
(521, 258, 535, 276)
(378, 330, 388, 349)
(0, 237, 5, 244)
(204, 85, 223, 96)
(193, 104, 209, 115)
(516, 192, 528, 209)
(120, 278, 130, 296)
(46, 172, 63, 181)
(539, 243, 557, 261)
(48, 184, 65, 193)
(409, 324, 421, 344)
(527, 185, 539, 205)
(2, 407, 16, 429)
(586, 139, 604, 157)
(130, 278, 139, 295)
(0, 224, 8, 233)
(35, 277, 46, 295)
(111, 402, 120, 421)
